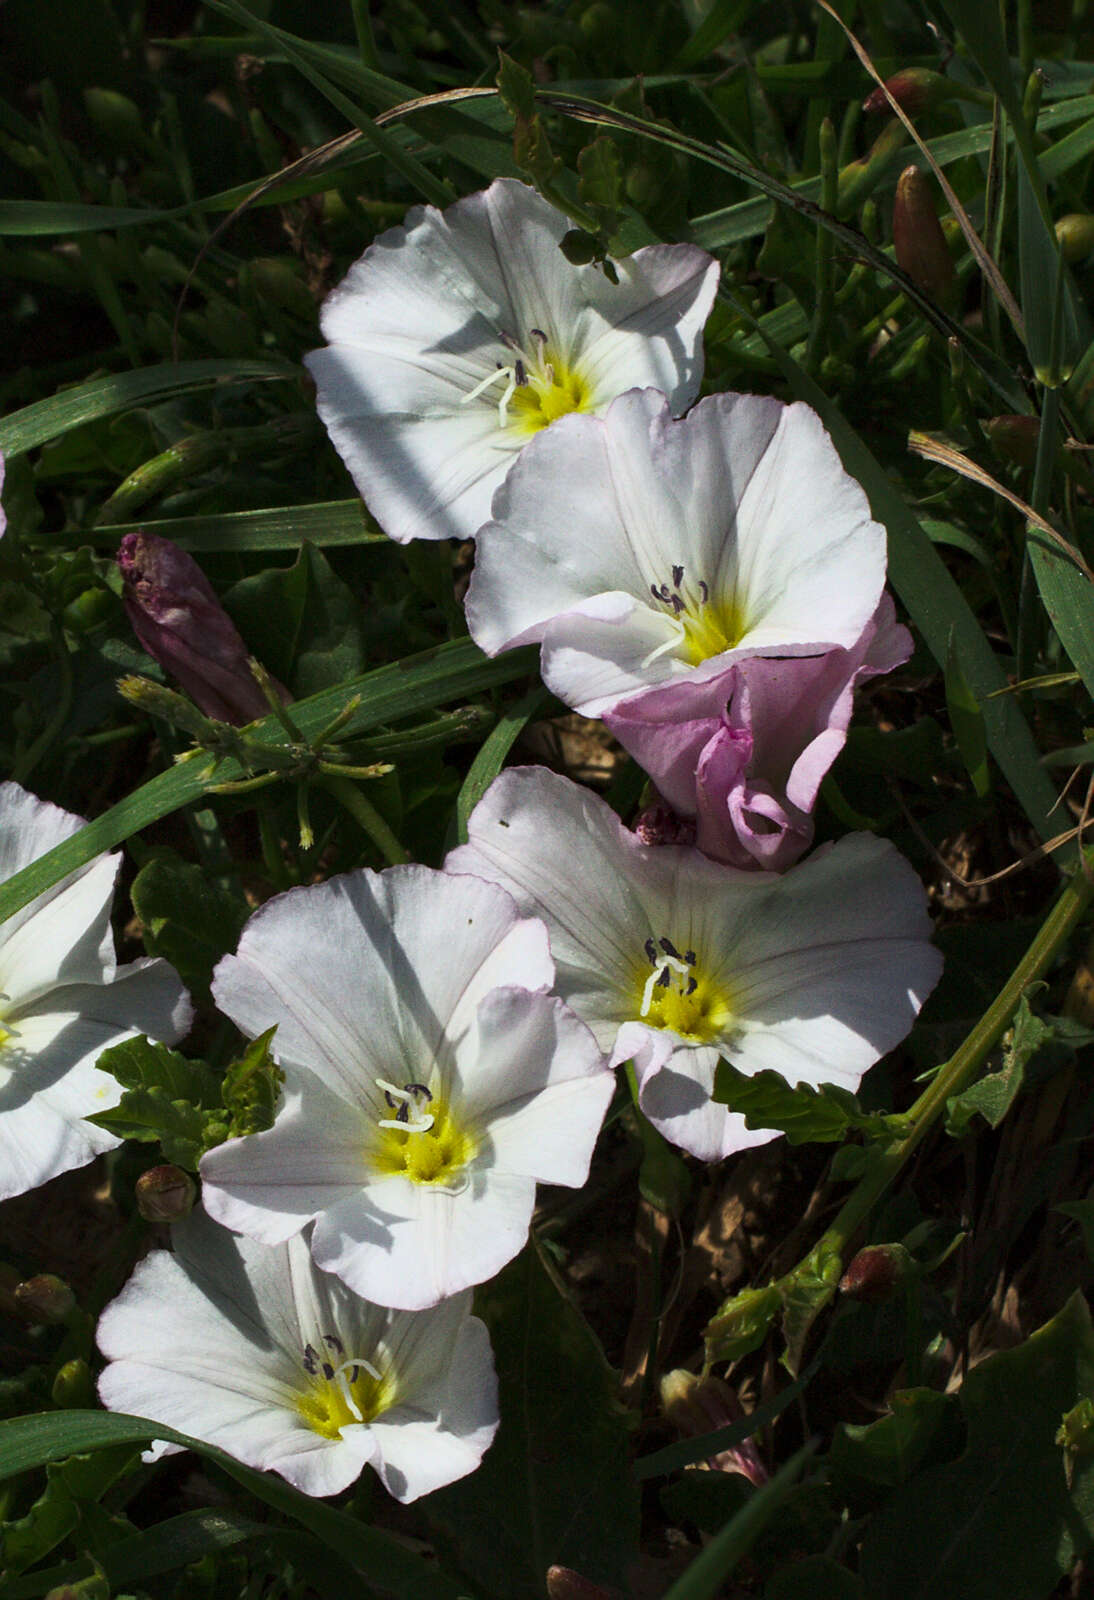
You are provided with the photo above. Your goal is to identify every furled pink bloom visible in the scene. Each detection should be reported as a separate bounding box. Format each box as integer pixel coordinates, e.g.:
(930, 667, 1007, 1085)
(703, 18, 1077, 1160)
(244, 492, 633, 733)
(118, 531, 288, 724)
(605, 596, 912, 872)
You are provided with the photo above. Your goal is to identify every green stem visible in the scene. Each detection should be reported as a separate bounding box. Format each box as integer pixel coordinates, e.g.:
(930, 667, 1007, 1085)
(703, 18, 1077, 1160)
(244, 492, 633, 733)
(805, 117, 838, 375)
(800, 855, 1094, 1267)
(322, 775, 408, 866)
(12, 621, 74, 785)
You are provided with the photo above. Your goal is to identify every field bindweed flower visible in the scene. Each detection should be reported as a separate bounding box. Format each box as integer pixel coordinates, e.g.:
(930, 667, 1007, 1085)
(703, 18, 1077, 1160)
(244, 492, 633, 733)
(446, 768, 941, 1162)
(97, 1212, 498, 1500)
(466, 388, 888, 717)
(200, 866, 612, 1309)
(0, 781, 191, 1200)
(118, 531, 289, 724)
(304, 178, 719, 544)
(604, 596, 912, 871)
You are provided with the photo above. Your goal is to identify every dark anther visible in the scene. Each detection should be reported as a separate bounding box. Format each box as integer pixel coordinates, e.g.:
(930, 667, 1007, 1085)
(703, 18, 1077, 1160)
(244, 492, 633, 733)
(686, 976, 698, 996)
(649, 584, 662, 603)
(514, 359, 527, 386)
(405, 1082, 433, 1101)
(659, 937, 681, 959)
(322, 1361, 335, 1381)
(303, 1343, 319, 1375)
(530, 326, 547, 342)
(644, 937, 657, 964)
(323, 1332, 344, 1354)
(670, 595, 685, 616)
(698, 580, 709, 603)
(656, 966, 672, 989)
(383, 1088, 398, 1110)
(672, 564, 684, 587)
(396, 1102, 410, 1124)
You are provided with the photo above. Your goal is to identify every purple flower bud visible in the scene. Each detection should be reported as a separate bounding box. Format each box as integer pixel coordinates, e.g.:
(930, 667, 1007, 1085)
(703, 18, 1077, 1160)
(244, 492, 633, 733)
(606, 596, 911, 872)
(136, 1163, 197, 1222)
(983, 414, 1041, 470)
(839, 1243, 914, 1303)
(117, 531, 289, 724)
(863, 68, 950, 117)
(546, 1568, 619, 1600)
(660, 1369, 769, 1484)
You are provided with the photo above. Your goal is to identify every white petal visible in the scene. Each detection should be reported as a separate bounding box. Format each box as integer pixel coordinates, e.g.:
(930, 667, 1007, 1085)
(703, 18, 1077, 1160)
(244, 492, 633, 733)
(458, 986, 612, 1186)
(630, 1035, 779, 1161)
(311, 1171, 537, 1310)
(0, 852, 119, 1007)
(200, 1077, 373, 1245)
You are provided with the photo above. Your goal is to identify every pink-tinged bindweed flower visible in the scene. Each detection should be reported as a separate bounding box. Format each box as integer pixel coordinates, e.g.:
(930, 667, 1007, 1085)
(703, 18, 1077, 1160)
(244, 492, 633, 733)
(446, 767, 941, 1163)
(604, 596, 912, 872)
(0, 780, 191, 1200)
(466, 389, 888, 717)
(304, 178, 719, 544)
(199, 866, 612, 1310)
(118, 530, 288, 724)
(98, 1211, 499, 1500)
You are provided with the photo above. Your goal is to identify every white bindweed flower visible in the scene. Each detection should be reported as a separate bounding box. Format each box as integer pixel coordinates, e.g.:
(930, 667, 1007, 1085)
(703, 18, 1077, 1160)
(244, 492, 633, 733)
(466, 388, 888, 716)
(446, 768, 942, 1163)
(200, 865, 612, 1310)
(0, 781, 192, 1200)
(97, 1211, 498, 1501)
(304, 178, 719, 544)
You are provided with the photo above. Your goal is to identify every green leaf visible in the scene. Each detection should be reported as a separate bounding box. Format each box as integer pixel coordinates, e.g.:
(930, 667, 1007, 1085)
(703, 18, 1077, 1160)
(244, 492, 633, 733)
(577, 134, 623, 219)
(660, 1441, 819, 1600)
(712, 1061, 904, 1145)
(1056, 1199, 1094, 1263)
(858, 1292, 1094, 1599)
(131, 848, 247, 1001)
(1, 1445, 136, 1576)
(780, 1239, 842, 1377)
(0, 636, 538, 930)
(674, 0, 751, 68)
(1028, 528, 1094, 704)
(88, 1037, 227, 1167)
(221, 1028, 284, 1141)
(945, 627, 991, 799)
(224, 541, 369, 696)
(703, 1283, 783, 1365)
(765, 1556, 864, 1600)
(424, 1242, 639, 1598)
(946, 989, 1052, 1135)
(0, 360, 296, 458)
(499, 50, 562, 189)
(660, 1472, 754, 1536)
(0, 1411, 461, 1600)
(78, 499, 387, 554)
(455, 685, 551, 846)
(829, 1388, 962, 1495)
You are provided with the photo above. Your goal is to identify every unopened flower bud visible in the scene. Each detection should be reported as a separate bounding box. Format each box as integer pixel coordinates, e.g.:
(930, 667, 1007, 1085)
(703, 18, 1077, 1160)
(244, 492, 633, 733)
(633, 802, 697, 849)
(546, 1568, 619, 1600)
(863, 68, 951, 117)
(893, 166, 956, 308)
(45, 1572, 110, 1600)
(839, 1242, 914, 1303)
(14, 1273, 76, 1324)
(52, 1357, 95, 1409)
(136, 1163, 197, 1222)
(118, 531, 290, 725)
(1055, 213, 1094, 265)
(983, 414, 1041, 469)
(659, 1369, 769, 1484)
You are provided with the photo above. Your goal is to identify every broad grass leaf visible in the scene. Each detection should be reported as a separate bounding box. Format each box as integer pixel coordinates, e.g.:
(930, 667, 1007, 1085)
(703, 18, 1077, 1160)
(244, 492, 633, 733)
(1029, 528, 1094, 704)
(858, 1291, 1094, 1599)
(423, 1242, 639, 1598)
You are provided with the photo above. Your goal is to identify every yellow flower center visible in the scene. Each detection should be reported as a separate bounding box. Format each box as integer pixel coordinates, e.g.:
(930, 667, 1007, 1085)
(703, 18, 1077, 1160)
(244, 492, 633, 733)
(508, 349, 594, 434)
(370, 1079, 477, 1187)
(295, 1340, 395, 1439)
(646, 565, 748, 667)
(636, 937, 734, 1043)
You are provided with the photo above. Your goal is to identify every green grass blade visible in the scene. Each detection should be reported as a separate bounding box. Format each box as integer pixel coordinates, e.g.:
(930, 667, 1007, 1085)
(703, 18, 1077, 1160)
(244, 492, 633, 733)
(660, 1440, 819, 1600)
(0, 638, 537, 928)
(0, 1410, 459, 1600)
(674, 0, 751, 68)
(0, 360, 296, 457)
(1029, 531, 1094, 704)
(75, 500, 387, 553)
(455, 685, 552, 845)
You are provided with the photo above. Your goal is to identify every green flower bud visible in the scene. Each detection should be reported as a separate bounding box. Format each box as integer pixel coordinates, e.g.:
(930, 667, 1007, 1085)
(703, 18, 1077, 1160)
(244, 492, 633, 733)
(14, 1274, 76, 1325)
(136, 1163, 197, 1222)
(892, 166, 956, 308)
(660, 1369, 769, 1483)
(82, 87, 144, 150)
(1055, 213, 1094, 265)
(51, 1358, 95, 1409)
(863, 68, 952, 117)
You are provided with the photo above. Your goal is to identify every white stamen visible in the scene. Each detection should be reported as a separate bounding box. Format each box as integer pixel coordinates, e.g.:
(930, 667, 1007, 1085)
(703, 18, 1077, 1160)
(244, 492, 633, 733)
(329, 1355, 382, 1423)
(639, 953, 692, 1018)
(640, 616, 687, 669)
(460, 362, 520, 428)
(377, 1110, 435, 1133)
